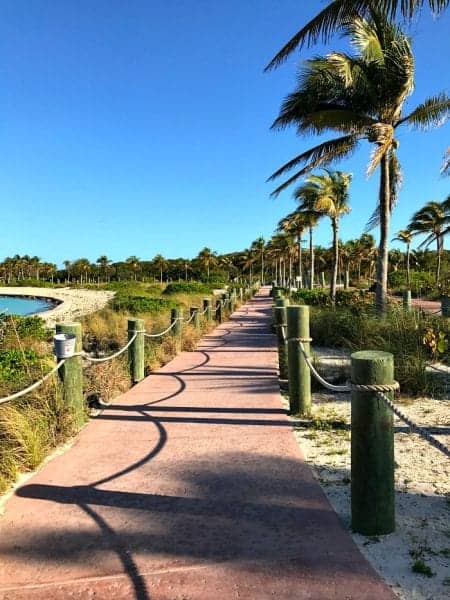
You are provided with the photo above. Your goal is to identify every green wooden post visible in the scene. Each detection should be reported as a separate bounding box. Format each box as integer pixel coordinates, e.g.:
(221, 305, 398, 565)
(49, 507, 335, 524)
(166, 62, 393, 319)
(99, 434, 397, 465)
(190, 307, 200, 329)
(321, 272, 326, 288)
(203, 298, 212, 321)
(274, 306, 288, 380)
(56, 323, 84, 428)
(441, 296, 450, 317)
(273, 288, 282, 299)
(128, 318, 145, 383)
(351, 350, 395, 535)
(402, 290, 412, 311)
(230, 292, 235, 313)
(239, 288, 243, 303)
(286, 305, 311, 416)
(215, 299, 222, 323)
(171, 308, 183, 339)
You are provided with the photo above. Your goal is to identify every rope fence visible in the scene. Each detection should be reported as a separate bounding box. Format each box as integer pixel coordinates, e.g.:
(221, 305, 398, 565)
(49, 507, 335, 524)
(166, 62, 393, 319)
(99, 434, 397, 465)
(275, 305, 450, 460)
(0, 287, 254, 406)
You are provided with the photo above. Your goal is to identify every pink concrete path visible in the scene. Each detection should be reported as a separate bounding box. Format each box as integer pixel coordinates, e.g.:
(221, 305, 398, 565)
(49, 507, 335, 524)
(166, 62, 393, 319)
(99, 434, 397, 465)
(0, 289, 397, 600)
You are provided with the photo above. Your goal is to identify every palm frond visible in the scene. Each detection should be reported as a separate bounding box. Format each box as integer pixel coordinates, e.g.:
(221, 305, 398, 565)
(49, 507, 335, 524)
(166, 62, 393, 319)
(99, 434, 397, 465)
(264, 1, 448, 71)
(397, 93, 450, 129)
(268, 135, 358, 197)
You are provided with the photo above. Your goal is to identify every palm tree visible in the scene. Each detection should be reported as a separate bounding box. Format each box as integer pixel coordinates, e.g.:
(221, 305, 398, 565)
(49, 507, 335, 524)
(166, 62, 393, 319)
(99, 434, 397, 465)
(265, 0, 449, 70)
(97, 255, 112, 282)
(269, 9, 449, 312)
(392, 229, 413, 287)
(197, 247, 218, 282)
(126, 256, 141, 281)
(442, 147, 450, 176)
(408, 199, 450, 282)
(278, 210, 311, 287)
(295, 170, 351, 302)
(250, 237, 266, 285)
(152, 254, 168, 284)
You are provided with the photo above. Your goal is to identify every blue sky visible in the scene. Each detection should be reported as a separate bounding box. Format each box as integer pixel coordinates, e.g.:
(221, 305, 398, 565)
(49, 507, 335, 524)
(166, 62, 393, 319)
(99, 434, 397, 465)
(0, 0, 448, 266)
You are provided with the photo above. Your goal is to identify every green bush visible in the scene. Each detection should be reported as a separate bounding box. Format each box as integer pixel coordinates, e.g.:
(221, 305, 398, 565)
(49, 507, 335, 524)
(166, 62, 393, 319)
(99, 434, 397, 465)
(291, 288, 373, 307)
(388, 270, 436, 295)
(1, 315, 49, 342)
(0, 349, 40, 382)
(163, 282, 213, 295)
(111, 295, 177, 314)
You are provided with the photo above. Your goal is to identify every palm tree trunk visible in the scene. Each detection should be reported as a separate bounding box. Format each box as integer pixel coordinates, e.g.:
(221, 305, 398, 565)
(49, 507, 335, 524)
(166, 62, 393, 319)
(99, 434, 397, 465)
(309, 227, 314, 290)
(298, 233, 303, 288)
(436, 236, 442, 282)
(375, 152, 391, 314)
(406, 244, 411, 287)
(261, 252, 264, 285)
(331, 217, 339, 303)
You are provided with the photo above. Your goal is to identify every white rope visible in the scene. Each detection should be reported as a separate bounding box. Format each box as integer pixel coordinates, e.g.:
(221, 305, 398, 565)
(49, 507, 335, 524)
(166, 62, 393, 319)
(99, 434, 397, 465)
(143, 319, 179, 338)
(82, 332, 138, 363)
(185, 312, 196, 324)
(376, 390, 450, 458)
(201, 306, 209, 315)
(0, 360, 66, 404)
(298, 340, 351, 393)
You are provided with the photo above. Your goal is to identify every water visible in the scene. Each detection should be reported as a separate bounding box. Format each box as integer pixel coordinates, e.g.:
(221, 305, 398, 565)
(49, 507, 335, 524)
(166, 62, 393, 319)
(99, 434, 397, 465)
(0, 295, 57, 317)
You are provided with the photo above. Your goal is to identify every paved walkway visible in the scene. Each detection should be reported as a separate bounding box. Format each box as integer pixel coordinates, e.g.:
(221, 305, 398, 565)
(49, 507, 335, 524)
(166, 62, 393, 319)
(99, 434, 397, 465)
(0, 290, 396, 599)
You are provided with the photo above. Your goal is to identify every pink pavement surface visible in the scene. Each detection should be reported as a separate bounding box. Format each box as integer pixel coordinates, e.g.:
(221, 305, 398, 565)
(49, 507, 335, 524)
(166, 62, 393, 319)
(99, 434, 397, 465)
(0, 289, 397, 600)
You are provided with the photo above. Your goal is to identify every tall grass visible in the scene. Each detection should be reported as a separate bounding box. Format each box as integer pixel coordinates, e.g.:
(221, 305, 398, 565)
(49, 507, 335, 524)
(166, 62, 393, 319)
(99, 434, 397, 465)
(310, 306, 449, 396)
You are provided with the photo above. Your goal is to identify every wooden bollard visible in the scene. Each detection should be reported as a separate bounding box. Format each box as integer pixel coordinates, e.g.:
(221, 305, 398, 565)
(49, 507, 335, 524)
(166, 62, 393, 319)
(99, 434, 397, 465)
(56, 322, 84, 428)
(351, 350, 395, 535)
(321, 272, 326, 288)
(274, 306, 288, 380)
(190, 307, 200, 329)
(203, 298, 212, 321)
(402, 290, 412, 311)
(239, 288, 243, 302)
(128, 318, 145, 383)
(286, 305, 311, 416)
(441, 296, 450, 317)
(215, 299, 222, 323)
(273, 288, 282, 299)
(171, 308, 183, 340)
(229, 292, 235, 313)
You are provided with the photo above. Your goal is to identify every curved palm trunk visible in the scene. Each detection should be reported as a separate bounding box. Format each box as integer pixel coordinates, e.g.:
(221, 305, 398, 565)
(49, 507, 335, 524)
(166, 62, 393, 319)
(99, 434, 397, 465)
(261, 252, 264, 285)
(309, 227, 314, 290)
(298, 233, 303, 288)
(330, 217, 339, 303)
(375, 153, 391, 314)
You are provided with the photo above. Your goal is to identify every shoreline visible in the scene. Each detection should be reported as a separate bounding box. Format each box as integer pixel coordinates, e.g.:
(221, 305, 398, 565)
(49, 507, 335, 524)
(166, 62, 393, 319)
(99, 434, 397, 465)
(0, 287, 115, 327)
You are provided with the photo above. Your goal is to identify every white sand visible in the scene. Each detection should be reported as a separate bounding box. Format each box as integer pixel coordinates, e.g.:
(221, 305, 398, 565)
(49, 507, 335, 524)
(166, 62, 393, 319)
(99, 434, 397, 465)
(0, 287, 114, 327)
(289, 348, 450, 600)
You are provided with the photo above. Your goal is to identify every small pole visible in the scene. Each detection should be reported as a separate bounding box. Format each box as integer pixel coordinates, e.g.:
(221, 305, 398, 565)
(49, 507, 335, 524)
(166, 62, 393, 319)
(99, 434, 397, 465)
(286, 305, 311, 416)
(402, 290, 412, 311)
(190, 307, 200, 330)
(215, 299, 222, 323)
(351, 350, 395, 535)
(239, 288, 243, 303)
(321, 272, 326, 288)
(56, 323, 84, 428)
(128, 318, 145, 383)
(344, 270, 350, 290)
(273, 288, 282, 299)
(229, 292, 235, 313)
(274, 306, 288, 380)
(203, 298, 212, 321)
(441, 295, 450, 317)
(171, 308, 183, 342)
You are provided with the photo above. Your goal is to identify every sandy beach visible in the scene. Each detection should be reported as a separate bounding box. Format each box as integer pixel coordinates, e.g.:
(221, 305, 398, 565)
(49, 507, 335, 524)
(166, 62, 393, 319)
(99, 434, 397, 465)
(0, 287, 114, 327)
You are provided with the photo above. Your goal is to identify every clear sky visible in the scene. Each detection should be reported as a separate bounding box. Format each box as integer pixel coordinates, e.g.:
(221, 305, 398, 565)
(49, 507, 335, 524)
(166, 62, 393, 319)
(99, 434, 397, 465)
(0, 0, 448, 266)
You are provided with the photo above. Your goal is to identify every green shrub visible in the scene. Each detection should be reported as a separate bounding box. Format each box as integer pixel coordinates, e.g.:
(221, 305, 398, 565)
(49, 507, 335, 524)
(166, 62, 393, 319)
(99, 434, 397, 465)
(388, 270, 436, 295)
(291, 288, 373, 308)
(111, 295, 177, 314)
(163, 282, 213, 295)
(0, 349, 40, 382)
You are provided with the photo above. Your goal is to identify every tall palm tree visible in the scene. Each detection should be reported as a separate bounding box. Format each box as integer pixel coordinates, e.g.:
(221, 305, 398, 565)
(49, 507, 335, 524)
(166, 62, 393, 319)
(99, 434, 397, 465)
(265, 0, 449, 71)
(391, 229, 413, 286)
(295, 170, 352, 302)
(197, 247, 218, 282)
(408, 199, 450, 282)
(250, 237, 266, 285)
(268, 9, 449, 312)
(152, 254, 168, 284)
(97, 255, 112, 282)
(278, 210, 311, 287)
(126, 256, 141, 281)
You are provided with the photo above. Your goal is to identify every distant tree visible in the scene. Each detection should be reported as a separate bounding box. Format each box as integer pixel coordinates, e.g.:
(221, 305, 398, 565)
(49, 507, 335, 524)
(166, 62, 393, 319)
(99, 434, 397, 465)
(197, 247, 218, 281)
(152, 254, 168, 283)
(391, 229, 413, 286)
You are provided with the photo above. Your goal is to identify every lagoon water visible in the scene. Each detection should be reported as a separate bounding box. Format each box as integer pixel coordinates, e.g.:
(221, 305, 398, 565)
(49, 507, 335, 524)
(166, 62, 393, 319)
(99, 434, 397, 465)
(0, 295, 56, 316)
